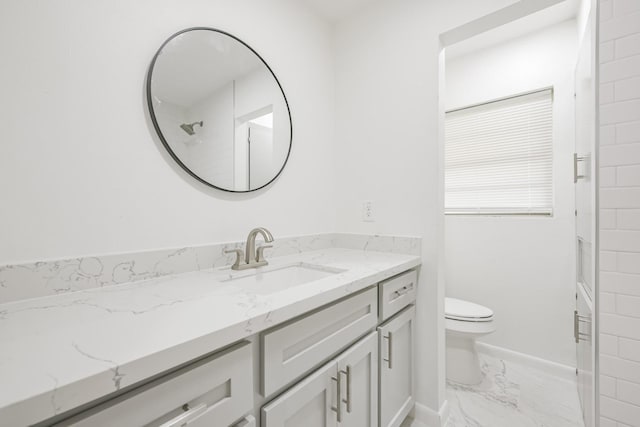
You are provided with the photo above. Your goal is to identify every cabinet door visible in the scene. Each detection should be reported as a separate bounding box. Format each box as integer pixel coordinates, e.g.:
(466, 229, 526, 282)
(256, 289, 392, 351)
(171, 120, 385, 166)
(262, 361, 338, 427)
(336, 331, 378, 427)
(378, 305, 415, 427)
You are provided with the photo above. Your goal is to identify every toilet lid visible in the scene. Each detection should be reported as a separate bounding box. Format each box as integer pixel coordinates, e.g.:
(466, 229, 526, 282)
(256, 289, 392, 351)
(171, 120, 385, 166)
(445, 297, 493, 322)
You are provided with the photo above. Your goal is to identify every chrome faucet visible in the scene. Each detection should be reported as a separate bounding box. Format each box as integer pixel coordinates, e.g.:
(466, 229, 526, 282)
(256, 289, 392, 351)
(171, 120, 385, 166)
(225, 227, 274, 270)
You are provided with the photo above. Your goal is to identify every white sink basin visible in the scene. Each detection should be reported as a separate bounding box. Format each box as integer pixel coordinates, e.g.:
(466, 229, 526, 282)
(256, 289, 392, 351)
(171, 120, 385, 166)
(222, 263, 344, 295)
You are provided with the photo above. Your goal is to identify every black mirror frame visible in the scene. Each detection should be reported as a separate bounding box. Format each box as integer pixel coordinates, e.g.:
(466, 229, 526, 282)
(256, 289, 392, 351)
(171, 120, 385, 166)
(146, 27, 293, 193)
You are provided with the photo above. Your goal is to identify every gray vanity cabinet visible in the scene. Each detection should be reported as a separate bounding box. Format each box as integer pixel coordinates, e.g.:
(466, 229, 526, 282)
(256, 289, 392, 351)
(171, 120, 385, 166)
(261, 287, 378, 397)
(48, 269, 417, 427)
(262, 269, 417, 427)
(55, 342, 253, 427)
(262, 331, 378, 427)
(261, 359, 337, 427)
(378, 305, 415, 427)
(336, 331, 378, 426)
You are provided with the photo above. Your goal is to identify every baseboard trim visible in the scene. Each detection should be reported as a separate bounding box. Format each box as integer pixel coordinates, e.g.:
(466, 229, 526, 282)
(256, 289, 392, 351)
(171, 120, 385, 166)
(414, 400, 450, 427)
(476, 342, 576, 381)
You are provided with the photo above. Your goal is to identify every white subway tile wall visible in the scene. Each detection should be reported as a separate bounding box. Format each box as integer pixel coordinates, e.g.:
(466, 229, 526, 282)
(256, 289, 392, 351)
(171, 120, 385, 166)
(599, 0, 640, 425)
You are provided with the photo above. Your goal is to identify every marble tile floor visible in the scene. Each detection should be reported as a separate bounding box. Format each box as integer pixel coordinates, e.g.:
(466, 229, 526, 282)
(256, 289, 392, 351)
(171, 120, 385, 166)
(402, 353, 585, 427)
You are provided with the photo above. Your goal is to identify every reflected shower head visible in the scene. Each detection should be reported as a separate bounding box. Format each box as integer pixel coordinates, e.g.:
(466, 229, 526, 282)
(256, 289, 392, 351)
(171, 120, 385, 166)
(180, 121, 203, 136)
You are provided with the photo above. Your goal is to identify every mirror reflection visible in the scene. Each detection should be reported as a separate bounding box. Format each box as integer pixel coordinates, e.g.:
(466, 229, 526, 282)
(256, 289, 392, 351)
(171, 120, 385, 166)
(147, 28, 292, 192)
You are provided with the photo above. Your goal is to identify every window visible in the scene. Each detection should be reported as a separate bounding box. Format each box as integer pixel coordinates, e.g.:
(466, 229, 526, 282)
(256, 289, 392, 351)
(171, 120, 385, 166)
(445, 89, 553, 215)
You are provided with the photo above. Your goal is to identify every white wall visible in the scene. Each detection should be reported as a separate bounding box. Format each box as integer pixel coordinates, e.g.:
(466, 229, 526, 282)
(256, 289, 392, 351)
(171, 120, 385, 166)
(333, 0, 524, 415)
(185, 81, 235, 190)
(234, 67, 291, 189)
(0, 0, 336, 264)
(152, 99, 190, 161)
(445, 20, 578, 366)
(598, 0, 640, 425)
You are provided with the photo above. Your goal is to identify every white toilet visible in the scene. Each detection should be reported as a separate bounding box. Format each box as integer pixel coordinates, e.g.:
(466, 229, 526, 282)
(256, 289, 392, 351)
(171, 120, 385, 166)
(445, 297, 496, 385)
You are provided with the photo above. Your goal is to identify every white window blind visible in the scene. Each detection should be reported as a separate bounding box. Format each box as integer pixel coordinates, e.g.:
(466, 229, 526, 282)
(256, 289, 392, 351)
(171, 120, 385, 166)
(445, 89, 553, 215)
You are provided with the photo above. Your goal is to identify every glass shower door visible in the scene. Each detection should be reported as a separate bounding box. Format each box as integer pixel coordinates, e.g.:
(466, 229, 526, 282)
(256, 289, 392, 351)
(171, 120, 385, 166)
(574, 7, 597, 427)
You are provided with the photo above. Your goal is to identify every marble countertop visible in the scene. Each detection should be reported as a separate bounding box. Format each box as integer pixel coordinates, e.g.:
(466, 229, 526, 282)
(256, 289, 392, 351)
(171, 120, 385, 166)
(0, 248, 420, 426)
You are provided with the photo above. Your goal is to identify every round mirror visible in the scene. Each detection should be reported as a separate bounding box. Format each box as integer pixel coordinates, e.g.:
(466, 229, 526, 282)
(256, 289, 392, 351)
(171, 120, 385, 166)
(147, 28, 292, 192)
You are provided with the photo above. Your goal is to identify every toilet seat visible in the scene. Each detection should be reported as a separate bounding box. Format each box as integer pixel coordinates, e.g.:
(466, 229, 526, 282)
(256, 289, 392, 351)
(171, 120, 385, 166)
(445, 297, 493, 322)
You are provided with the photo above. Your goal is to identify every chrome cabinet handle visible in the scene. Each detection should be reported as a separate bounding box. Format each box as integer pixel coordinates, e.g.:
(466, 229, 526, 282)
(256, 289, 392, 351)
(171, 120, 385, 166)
(158, 403, 207, 427)
(331, 373, 342, 422)
(393, 283, 414, 298)
(384, 332, 393, 369)
(340, 366, 352, 413)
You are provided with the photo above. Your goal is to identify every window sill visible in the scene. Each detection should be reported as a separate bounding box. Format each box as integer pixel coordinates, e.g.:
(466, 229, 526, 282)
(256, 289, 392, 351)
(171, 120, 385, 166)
(445, 212, 554, 217)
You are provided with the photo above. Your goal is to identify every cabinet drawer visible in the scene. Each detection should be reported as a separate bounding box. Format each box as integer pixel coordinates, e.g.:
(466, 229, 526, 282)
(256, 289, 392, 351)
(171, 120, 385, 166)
(57, 342, 253, 427)
(379, 270, 417, 322)
(261, 287, 378, 397)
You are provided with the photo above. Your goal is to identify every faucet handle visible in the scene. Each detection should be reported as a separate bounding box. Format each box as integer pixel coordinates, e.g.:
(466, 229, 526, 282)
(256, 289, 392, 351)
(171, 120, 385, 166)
(224, 249, 245, 270)
(256, 245, 273, 263)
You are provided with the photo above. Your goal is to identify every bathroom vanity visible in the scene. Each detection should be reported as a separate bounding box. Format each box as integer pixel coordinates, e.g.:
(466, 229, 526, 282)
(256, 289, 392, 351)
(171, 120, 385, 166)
(0, 246, 420, 427)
